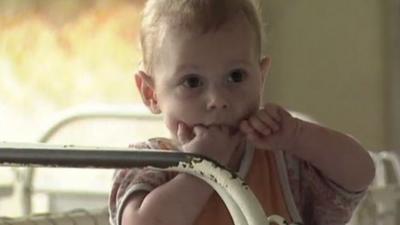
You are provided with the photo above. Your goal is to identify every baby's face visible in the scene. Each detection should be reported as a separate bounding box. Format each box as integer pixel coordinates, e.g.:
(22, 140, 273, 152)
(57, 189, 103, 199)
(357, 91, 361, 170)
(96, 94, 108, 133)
(151, 17, 269, 139)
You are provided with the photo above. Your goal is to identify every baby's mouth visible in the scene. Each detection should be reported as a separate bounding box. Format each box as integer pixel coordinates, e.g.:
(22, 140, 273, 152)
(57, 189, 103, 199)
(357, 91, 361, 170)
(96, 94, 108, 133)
(193, 123, 239, 134)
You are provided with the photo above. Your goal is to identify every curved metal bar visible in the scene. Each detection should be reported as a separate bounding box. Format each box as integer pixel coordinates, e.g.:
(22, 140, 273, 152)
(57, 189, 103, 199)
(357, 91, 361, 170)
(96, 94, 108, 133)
(159, 158, 269, 225)
(209, 183, 247, 225)
(0, 143, 297, 225)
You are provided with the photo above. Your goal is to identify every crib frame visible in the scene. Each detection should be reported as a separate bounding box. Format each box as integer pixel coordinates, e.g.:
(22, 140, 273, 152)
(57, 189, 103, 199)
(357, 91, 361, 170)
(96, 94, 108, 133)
(0, 143, 299, 225)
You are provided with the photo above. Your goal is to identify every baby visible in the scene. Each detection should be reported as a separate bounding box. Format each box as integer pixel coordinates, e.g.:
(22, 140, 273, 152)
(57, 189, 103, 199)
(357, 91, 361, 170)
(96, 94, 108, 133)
(108, 0, 375, 224)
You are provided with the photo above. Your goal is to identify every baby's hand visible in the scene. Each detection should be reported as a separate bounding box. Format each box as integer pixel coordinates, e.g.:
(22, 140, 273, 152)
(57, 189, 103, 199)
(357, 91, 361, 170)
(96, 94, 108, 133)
(177, 123, 243, 166)
(239, 103, 300, 152)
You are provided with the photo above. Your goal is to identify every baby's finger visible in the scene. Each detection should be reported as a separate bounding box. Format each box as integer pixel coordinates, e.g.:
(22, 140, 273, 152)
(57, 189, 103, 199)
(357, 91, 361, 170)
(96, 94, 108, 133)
(248, 116, 272, 136)
(246, 129, 263, 143)
(177, 122, 193, 144)
(262, 104, 281, 123)
(239, 120, 253, 134)
(257, 110, 280, 132)
(193, 125, 207, 137)
(240, 120, 263, 138)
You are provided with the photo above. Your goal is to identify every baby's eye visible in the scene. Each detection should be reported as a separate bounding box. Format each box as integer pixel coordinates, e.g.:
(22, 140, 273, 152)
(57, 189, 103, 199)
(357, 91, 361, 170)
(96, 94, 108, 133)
(182, 75, 203, 88)
(228, 69, 246, 83)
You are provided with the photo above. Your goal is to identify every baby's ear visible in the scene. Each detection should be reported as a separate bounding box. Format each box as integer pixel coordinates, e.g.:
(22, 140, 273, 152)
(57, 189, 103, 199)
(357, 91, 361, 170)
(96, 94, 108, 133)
(134, 71, 161, 114)
(259, 56, 271, 81)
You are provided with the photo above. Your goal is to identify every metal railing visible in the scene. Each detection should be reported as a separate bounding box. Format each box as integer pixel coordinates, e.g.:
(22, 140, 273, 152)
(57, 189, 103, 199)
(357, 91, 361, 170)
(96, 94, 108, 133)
(0, 143, 299, 225)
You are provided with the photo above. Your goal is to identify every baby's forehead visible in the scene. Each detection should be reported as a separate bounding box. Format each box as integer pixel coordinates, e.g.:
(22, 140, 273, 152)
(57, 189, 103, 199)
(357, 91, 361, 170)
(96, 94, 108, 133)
(141, 0, 263, 74)
(159, 15, 258, 49)
(165, 12, 255, 37)
(151, 23, 259, 74)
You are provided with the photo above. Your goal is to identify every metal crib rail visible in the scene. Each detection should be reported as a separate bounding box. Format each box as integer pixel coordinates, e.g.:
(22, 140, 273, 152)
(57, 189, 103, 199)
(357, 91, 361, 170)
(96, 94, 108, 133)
(0, 142, 298, 225)
(0, 144, 190, 169)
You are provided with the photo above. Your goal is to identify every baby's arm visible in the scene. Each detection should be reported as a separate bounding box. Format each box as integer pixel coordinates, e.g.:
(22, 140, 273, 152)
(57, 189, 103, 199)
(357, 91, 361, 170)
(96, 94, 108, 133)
(119, 124, 242, 225)
(240, 103, 375, 192)
(290, 120, 375, 192)
(122, 173, 213, 225)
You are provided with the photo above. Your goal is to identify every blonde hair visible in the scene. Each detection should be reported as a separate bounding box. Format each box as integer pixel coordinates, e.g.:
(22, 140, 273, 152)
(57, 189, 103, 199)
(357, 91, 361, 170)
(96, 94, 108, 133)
(140, 0, 264, 73)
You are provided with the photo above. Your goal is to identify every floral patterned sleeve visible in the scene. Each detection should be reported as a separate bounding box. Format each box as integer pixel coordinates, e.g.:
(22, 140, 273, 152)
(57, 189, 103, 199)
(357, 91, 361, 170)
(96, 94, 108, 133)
(285, 153, 367, 225)
(108, 138, 177, 225)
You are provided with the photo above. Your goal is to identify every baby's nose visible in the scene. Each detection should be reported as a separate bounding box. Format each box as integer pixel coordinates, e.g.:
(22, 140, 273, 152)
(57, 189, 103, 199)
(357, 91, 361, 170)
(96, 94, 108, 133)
(206, 90, 229, 110)
(207, 101, 228, 110)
